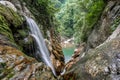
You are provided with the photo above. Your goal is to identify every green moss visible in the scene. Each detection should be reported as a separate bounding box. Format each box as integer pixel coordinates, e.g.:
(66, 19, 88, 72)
(0, 68, 15, 79)
(17, 30, 28, 37)
(0, 63, 6, 68)
(111, 17, 120, 32)
(0, 15, 14, 42)
(6, 72, 14, 79)
(0, 4, 23, 27)
(82, 1, 105, 42)
(0, 4, 26, 50)
(0, 62, 6, 73)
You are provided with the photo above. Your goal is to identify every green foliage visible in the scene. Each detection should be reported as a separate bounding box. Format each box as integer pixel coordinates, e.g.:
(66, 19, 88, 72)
(74, 0, 105, 44)
(86, 1, 105, 27)
(17, 30, 28, 38)
(37, 0, 60, 16)
(56, 2, 75, 38)
(23, 0, 62, 32)
(0, 4, 23, 27)
(58, 0, 65, 4)
(56, 0, 105, 44)
(0, 15, 14, 42)
(110, 17, 120, 32)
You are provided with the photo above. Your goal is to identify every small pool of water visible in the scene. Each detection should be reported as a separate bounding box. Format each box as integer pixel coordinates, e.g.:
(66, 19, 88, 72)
(62, 47, 75, 63)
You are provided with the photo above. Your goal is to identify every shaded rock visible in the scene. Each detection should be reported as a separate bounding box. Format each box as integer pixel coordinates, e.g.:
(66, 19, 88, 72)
(105, 53, 120, 80)
(0, 12, 14, 44)
(0, 0, 36, 55)
(95, 23, 120, 50)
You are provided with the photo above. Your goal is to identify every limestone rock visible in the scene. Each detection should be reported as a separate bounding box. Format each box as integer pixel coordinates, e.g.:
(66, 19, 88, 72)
(61, 37, 120, 80)
(0, 45, 56, 80)
(0, 1, 17, 12)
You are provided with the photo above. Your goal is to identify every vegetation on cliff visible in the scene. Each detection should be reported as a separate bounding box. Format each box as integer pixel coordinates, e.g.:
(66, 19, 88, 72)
(56, 0, 106, 44)
(0, 4, 23, 47)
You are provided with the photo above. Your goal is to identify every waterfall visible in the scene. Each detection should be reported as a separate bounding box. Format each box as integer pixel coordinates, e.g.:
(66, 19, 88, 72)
(25, 16, 56, 76)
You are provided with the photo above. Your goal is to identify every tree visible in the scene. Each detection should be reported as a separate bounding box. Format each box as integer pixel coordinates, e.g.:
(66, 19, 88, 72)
(55, 0, 105, 44)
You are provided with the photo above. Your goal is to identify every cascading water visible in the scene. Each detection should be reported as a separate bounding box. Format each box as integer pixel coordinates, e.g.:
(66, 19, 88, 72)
(25, 16, 56, 76)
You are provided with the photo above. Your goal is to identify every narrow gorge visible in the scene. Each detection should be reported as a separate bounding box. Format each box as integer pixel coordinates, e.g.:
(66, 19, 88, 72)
(0, 0, 119, 80)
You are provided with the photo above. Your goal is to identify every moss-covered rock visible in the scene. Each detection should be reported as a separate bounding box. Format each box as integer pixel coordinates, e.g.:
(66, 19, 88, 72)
(0, 4, 23, 27)
(0, 3, 29, 50)
(0, 4, 24, 47)
(0, 15, 14, 43)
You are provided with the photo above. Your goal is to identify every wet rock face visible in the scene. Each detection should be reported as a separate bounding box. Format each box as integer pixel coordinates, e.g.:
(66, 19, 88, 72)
(0, 45, 56, 80)
(86, 0, 120, 51)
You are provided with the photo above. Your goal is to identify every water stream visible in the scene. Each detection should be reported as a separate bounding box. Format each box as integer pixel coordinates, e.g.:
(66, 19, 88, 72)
(62, 47, 75, 63)
(25, 16, 56, 76)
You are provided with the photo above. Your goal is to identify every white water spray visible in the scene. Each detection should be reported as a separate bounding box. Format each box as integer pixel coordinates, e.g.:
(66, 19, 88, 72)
(25, 16, 56, 76)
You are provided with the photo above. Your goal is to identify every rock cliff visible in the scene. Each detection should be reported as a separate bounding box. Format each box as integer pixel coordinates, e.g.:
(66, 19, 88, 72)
(61, 0, 120, 80)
